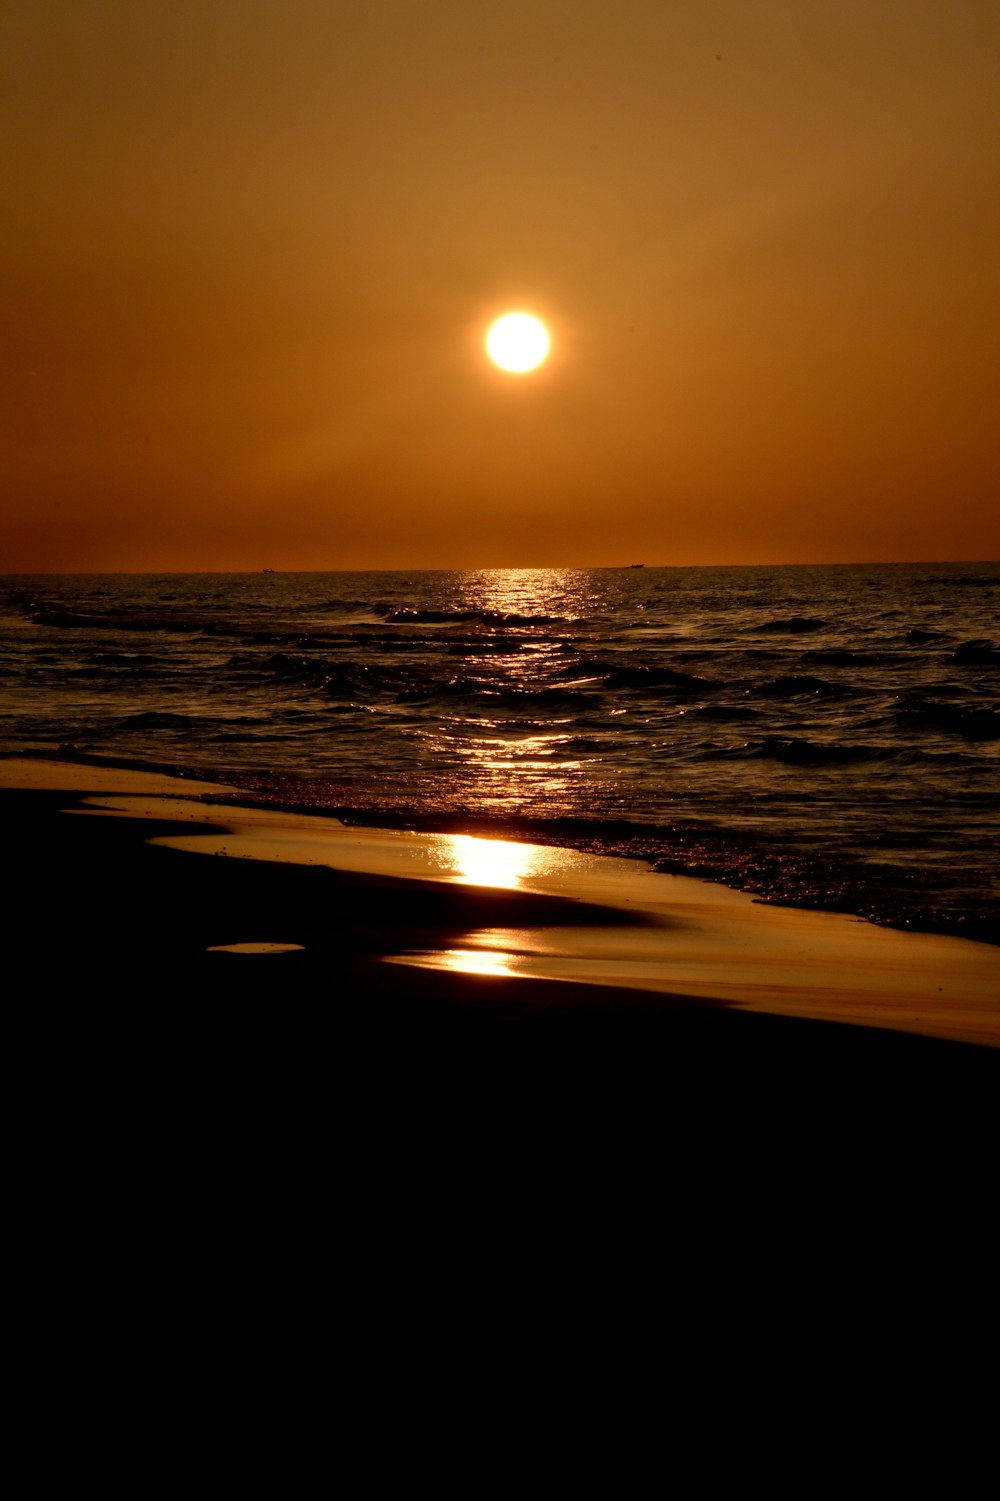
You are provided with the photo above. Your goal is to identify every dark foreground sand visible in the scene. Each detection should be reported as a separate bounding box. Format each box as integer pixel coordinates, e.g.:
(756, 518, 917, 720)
(7, 748, 999, 1359)
(8, 755, 994, 1428)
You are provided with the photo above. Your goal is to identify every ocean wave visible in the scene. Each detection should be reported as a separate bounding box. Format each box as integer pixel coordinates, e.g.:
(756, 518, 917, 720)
(895, 699, 1000, 739)
(905, 628, 950, 646)
(751, 616, 826, 633)
(379, 607, 569, 627)
(952, 639, 1000, 665)
(555, 656, 717, 693)
(117, 711, 200, 729)
(799, 649, 886, 666)
(709, 735, 974, 766)
(603, 664, 714, 692)
(684, 704, 760, 721)
(262, 653, 410, 698)
(20, 602, 203, 634)
(914, 575, 1000, 588)
(445, 638, 526, 656)
(315, 598, 377, 613)
(743, 674, 853, 699)
(397, 684, 600, 712)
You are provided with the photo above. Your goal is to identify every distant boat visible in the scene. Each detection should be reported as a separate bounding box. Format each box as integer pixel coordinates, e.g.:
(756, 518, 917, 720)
(628, 562, 644, 569)
(262, 568, 276, 574)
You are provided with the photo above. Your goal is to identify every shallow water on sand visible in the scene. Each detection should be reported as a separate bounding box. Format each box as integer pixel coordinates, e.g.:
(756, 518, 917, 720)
(66, 781, 1000, 1047)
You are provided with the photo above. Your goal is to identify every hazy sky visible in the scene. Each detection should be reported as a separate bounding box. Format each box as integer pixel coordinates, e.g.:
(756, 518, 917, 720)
(3, 0, 998, 570)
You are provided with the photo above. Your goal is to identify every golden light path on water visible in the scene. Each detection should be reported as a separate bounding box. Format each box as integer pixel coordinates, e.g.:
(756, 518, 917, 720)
(421, 566, 599, 820)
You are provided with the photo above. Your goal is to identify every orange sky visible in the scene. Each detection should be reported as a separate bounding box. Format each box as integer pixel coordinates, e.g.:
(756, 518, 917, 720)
(3, 0, 998, 571)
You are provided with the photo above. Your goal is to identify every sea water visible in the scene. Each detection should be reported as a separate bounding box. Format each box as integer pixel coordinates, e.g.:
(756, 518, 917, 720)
(1, 563, 997, 941)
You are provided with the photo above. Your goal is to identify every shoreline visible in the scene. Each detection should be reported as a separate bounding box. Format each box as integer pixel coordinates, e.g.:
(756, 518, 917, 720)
(4, 746, 996, 948)
(4, 756, 998, 1053)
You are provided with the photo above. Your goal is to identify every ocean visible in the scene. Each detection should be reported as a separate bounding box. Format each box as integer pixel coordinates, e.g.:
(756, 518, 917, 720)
(2, 563, 997, 942)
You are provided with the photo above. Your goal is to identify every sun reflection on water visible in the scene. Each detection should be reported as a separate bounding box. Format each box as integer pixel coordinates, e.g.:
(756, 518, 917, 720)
(433, 948, 522, 977)
(460, 567, 584, 618)
(391, 926, 551, 979)
(429, 833, 551, 888)
(427, 568, 603, 818)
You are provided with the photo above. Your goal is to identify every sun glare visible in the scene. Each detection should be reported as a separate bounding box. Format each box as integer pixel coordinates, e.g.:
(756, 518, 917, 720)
(486, 312, 550, 373)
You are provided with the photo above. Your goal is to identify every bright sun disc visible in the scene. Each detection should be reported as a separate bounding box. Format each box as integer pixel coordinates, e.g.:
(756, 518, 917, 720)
(486, 312, 550, 373)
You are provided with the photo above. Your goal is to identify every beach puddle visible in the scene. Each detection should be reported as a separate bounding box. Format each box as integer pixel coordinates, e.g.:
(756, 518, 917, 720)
(206, 942, 305, 955)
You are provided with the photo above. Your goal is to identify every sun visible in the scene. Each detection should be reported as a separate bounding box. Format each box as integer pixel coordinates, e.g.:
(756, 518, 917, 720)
(486, 312, 550, 373)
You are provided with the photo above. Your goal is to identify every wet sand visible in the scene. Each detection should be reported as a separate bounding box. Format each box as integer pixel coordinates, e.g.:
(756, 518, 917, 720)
(5, 757, 997, 1044)
(5, 754, 997, 1079)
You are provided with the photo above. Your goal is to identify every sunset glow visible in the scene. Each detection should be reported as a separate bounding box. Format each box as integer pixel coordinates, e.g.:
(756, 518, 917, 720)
(1, 3, 997, 571)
